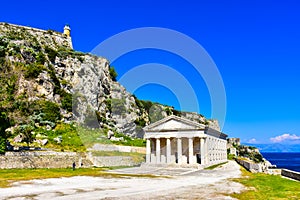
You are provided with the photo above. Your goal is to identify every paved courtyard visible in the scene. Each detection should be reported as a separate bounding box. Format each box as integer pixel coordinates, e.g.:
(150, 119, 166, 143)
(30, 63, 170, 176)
(0, 160, 244, 200)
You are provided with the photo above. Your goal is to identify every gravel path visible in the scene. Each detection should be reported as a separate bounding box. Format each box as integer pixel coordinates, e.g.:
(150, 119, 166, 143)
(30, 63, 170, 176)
(0, 160, 244, 200)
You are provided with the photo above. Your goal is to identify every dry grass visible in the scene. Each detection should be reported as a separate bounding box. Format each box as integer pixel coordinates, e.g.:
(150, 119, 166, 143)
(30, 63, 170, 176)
(0, 167, 160, 188)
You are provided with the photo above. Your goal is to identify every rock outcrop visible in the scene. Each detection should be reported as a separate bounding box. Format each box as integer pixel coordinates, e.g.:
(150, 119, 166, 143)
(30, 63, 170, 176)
(0, 22, 220, 139)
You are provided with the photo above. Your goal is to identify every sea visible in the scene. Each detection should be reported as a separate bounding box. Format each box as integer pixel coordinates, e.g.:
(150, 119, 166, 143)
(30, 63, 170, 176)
(261, 152, 300, 172)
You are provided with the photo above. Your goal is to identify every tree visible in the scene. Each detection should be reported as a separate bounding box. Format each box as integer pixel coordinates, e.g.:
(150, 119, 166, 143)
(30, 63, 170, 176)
(109, 66, 118, 81)
(0, 137, 6, 154)
(17, 124, 35, 147)
(0, 111, 10, 154)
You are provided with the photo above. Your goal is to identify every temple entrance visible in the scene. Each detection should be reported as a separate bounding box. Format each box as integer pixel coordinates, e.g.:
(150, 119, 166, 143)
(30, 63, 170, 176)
(196, 153, 201, 164)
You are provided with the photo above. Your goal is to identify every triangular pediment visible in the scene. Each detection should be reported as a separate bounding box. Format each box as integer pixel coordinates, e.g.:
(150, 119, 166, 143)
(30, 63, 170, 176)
(144, 115, 205, 132)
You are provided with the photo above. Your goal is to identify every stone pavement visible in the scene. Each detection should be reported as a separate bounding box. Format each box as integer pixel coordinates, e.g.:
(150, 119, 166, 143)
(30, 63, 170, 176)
(0, 160, 244, 200)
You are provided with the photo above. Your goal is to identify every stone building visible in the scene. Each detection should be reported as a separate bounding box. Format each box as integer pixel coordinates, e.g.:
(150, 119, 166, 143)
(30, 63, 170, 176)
(144, 115, 227, 167)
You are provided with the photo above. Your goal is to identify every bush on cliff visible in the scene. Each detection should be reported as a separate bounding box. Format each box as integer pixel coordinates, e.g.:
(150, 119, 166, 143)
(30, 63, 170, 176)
(109, 66, 118, 81)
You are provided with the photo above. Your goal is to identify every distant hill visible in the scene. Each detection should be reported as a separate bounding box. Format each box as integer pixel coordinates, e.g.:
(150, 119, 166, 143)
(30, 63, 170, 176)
(243, 143, 300, 152)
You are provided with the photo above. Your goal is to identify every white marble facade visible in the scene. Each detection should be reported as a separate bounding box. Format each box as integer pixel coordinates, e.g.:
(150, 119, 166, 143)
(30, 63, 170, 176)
(144, 115, 227, 167)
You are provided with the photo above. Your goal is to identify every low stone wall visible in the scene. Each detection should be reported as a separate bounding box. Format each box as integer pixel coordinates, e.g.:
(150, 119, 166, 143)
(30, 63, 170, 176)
(0, 151, 92, 169)
(267, 168, 282, 175)
(90, 156, 141, 167)
(89, 144, 146, 154)
(281, 169, 300, 181)
(236, 158, 262, 172)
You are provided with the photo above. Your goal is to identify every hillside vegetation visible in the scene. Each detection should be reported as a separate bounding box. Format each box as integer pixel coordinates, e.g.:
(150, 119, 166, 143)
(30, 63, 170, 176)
(0, 23, 217, 153)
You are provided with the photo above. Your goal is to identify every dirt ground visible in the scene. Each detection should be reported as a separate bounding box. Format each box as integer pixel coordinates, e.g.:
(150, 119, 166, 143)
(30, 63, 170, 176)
(0, 160, 245, 200)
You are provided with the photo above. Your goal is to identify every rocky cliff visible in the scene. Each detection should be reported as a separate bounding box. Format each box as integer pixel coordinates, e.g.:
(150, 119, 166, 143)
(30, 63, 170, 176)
(0, 22, 219, 143)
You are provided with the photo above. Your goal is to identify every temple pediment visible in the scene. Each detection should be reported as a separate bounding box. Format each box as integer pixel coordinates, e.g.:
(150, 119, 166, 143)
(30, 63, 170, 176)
(144, 115, 205, 132)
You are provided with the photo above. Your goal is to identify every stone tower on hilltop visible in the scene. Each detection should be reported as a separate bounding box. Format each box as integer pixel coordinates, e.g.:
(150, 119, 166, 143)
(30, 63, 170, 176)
(63, 24, 71, 37)
(63, 24, 73, 49)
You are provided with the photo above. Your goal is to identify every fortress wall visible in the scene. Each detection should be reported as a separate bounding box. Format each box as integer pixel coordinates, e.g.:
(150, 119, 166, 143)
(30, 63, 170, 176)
(89, 144, 146, 154)
(0, 151, 92, 169)
(89, 156, 141, 167)
(236, 158, 262, 172)
(0, 22, 73, 49)
(281, 169, 300, 181)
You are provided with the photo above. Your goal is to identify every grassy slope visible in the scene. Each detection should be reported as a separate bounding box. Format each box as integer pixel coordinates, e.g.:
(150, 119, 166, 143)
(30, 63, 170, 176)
(10, 124, 146, 152)
(231, 166, 300, 199)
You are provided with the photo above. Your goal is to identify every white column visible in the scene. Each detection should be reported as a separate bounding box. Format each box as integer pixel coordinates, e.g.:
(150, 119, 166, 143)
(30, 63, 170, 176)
(205, 138, 208, 164)
(177, 137, 182, 164)
(146, 138, 151, 163)
(156, 138, 160, 164)
(216, 139, 219, 161)
(207, 137, 211, 164)
(166, 138, 171, 164)
(200, 137, 205, 165)
(188, 137, 194, 164)
(225, 140, 228, 160)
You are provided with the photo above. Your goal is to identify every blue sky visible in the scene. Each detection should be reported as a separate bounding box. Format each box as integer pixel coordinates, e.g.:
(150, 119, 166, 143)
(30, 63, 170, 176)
(1, 0, 300, 146)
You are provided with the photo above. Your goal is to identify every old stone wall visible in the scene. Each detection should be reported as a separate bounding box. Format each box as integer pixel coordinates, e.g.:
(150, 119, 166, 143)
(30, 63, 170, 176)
(89, 156, 141, 167)
(236, 158, 262, 172)
(0, 22, 73, 49)
(281, 169, 300, 181)
(89, 144, 146, 154)
(0, 151, 92, 169)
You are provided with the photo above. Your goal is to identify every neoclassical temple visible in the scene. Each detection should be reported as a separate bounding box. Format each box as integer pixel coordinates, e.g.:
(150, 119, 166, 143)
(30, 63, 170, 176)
(143, 115, 227, 167)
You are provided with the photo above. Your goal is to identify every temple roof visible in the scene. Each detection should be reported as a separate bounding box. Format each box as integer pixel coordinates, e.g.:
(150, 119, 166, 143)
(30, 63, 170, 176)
(143, 115, 205, 132)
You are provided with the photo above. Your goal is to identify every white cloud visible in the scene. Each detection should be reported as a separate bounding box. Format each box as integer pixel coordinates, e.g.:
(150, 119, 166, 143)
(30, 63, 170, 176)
(270, 133, 300, 143)
(248, 138, 257, 143)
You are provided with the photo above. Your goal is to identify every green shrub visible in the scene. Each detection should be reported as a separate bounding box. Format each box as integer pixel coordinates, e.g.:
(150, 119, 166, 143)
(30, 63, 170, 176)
(46, 30, 54, 35)
(137, 100, 153, 113)
(35, 51, 46, 64)
(0, 137, 6, 154)
(0, 111, 11, 154)
(60, 79, 68, 86)
(134, 118, 146, 127)
(253, 153, 264, 163)
(45, 47, 58, 63)
(172, 109, 181, 116)
(15, 124, 35, 146)
(60, 90, 72, 112)
(105, 99, 112, 113)
(34, 100, 61, 123)
(109, 66, 118, 81)
(24, 64, 45, 79)
(164, 107, 172, 115)
(228, 154, 235, 160)
(77, 56, 84, 62)
(0, 46, 6, 58)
